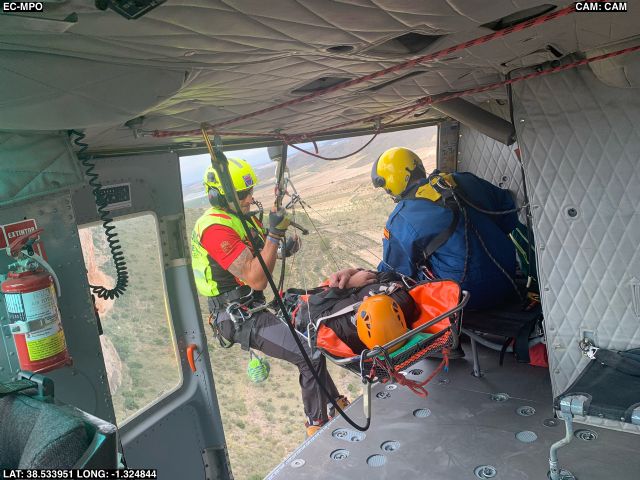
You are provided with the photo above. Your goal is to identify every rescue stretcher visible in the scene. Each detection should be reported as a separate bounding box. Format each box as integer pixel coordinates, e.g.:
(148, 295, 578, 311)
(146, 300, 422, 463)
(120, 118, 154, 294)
(319, 280, 469, 385)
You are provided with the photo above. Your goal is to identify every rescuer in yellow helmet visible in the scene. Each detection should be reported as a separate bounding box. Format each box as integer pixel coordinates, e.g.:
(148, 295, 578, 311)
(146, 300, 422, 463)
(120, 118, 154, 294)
(368, 147, 519, 312)
(191, 158, 351, 436)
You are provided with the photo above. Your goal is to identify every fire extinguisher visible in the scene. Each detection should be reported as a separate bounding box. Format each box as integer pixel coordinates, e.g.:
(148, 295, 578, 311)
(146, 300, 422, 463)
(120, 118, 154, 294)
(1, 229, 71, 373)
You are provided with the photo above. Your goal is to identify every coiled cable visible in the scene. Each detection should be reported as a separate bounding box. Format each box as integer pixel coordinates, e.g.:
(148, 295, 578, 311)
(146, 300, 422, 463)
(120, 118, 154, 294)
(70, 130, 129, 300)
(442, 178, 522, 301)
(454, 189, 527, 215)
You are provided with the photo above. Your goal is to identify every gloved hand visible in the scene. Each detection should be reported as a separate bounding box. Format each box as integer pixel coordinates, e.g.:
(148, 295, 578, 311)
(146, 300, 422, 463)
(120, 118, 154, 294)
(277, 234, 302, 259)
(376, 270, 401, 283)
(268, 208, 291, 237)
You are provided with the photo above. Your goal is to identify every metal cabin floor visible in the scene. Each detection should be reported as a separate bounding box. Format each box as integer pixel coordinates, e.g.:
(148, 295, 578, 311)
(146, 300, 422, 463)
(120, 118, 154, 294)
(267, 342, 640, 479)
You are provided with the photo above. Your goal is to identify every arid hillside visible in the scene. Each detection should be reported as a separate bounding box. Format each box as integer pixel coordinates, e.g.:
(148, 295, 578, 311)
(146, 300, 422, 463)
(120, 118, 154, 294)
(85, 126, 437, 480)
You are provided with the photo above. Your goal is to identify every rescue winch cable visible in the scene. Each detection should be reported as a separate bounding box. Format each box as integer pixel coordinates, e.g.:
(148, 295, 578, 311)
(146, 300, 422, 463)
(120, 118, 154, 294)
(288, 196, 339, 272)
(155, 3, 578, 137)
(202, 128, 371, 432)
(273, 143, 289, 293)
(286, 176, 411, 282)
(70, 130, 129, 300)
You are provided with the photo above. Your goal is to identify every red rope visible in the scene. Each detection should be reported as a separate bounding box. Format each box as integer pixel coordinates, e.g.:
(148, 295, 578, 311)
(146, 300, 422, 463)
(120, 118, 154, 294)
(152, 4, 577, 139)
(284, 129, 381, 160)
(151, 43, 640, 149)
(204, 4, 577, 132)
(308, 44, 640, 136)
(372, 349, 449, 398)
(394, 331, 452, 371)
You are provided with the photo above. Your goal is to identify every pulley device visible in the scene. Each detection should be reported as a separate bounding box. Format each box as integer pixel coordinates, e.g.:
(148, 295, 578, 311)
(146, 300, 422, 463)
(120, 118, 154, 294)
(1, 228, 71, 373)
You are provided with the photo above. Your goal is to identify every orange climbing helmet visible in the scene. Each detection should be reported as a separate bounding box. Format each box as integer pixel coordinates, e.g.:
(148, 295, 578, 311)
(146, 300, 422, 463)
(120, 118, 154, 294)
(356, 294, 408, 353)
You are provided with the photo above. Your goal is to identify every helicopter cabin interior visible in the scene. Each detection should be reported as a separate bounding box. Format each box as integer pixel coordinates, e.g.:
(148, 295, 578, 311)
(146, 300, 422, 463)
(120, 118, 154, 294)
(0, 1, 639, 479)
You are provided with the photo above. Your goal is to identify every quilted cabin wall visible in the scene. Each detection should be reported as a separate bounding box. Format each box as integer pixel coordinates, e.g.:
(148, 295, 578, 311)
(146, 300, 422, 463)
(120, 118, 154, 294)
(457, 100, 527, 224)
(513, 65, 640, 432)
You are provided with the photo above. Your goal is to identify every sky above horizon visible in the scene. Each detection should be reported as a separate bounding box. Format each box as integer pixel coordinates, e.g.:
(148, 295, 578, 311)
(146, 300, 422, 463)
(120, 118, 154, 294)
(180, 147, 270, 187)
(179, 141, 335, 186)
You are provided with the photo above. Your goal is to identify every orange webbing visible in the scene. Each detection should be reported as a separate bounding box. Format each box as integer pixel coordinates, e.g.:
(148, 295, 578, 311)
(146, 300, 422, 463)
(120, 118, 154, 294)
(316, 324, 357, 358)
(409, 281, 461, 333)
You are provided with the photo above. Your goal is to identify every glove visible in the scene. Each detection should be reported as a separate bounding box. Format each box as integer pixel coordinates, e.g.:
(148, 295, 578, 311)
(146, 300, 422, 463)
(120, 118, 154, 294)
(377, 270, 401, 283)
(277, 234, 301, 259)
(268, 208, 291, 237)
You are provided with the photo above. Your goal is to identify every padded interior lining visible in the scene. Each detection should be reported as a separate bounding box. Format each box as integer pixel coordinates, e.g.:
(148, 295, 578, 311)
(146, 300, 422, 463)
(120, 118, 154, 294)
(0, 1, 638, 153)
(0, 131, 84, 207)
(513, 64, 640, 432)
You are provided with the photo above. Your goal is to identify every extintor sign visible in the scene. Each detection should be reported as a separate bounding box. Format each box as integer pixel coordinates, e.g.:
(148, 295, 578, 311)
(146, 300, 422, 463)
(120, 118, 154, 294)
(0, 219, 46, 258)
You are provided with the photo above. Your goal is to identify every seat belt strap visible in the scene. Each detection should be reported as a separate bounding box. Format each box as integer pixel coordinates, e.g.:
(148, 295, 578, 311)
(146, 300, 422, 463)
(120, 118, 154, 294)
(423, 205, 460, 260)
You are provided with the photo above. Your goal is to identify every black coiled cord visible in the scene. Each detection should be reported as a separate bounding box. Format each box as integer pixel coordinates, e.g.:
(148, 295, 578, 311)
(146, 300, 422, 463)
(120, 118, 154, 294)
(251, 198, 264, 223)
(70, 130, 129, 300)
(445, 180, 523, 301)
(454, 188, 526, 216)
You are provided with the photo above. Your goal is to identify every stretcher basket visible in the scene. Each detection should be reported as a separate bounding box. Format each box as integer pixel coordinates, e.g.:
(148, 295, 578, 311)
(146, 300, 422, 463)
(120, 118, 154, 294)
(323, 286, 469, 382)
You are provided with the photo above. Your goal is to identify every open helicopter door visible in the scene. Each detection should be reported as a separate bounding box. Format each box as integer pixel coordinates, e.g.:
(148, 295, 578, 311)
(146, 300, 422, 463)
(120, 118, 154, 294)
(71, 151, 231, 479)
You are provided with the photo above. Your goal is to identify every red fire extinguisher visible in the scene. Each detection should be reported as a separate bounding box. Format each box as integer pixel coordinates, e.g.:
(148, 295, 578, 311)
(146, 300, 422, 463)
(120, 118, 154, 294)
(1, 229, 70, 373)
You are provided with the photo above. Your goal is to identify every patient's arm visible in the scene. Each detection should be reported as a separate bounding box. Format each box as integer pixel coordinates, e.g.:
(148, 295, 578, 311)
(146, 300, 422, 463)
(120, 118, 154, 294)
(328, 268, 376, 289)
(346, 270, 377, 288)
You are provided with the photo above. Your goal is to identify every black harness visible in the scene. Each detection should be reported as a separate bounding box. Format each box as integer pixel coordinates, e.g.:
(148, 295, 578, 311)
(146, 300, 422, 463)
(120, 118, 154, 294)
(405, 173, 526, 305)
(401, 175, 462, 274)
(208, 286, 266, 350)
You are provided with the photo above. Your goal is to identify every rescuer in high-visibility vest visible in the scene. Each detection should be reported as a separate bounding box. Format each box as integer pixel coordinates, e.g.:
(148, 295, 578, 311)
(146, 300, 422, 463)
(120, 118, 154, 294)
(191, 158, 358, 436)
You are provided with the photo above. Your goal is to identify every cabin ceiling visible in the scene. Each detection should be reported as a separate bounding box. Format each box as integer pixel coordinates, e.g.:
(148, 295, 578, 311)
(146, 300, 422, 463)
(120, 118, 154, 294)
(0, 1, 639, 155)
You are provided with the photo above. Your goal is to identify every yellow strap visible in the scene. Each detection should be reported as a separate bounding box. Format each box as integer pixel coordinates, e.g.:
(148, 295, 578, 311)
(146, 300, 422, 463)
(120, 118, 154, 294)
(414, 173, 456, 202)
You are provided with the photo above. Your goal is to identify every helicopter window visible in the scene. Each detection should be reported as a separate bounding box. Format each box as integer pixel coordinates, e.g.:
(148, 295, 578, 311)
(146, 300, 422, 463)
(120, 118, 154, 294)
(79, 213, 182, 424)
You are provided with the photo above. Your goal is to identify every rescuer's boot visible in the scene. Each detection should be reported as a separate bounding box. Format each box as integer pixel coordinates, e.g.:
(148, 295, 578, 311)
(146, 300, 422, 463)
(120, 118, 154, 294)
(305, 420, 325, 438)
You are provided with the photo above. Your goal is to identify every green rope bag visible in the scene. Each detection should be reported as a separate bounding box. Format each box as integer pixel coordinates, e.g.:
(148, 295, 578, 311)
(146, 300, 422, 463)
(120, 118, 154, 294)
(247, 349, 270, 383)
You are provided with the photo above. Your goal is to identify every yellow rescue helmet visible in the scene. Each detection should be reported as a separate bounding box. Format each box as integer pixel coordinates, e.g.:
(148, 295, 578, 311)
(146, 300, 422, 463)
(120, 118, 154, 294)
(203, 158, 258, 196)
(356, 294, 408, 353)
(371, 147, 424, 199)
